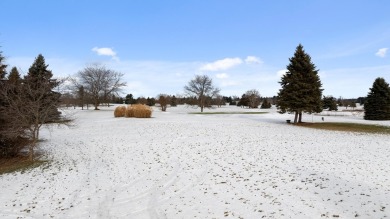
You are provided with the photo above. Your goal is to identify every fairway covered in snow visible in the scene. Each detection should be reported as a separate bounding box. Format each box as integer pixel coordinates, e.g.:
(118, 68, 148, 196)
(1, 105, 390, 218)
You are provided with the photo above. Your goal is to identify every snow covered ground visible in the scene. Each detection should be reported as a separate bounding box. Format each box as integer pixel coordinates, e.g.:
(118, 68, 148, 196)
(1, 105, 390, 219)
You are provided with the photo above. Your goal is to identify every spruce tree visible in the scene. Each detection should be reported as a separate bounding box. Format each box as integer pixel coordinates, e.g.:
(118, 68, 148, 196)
(0, 50, 7, 79)
(261, 99, 271, 109)
(364, 77, 390, 120)
(322, 95, 338, 111)
(277, 44, 323, 123)
(8, 67, 21, 85)
(25, 54, 54, 88)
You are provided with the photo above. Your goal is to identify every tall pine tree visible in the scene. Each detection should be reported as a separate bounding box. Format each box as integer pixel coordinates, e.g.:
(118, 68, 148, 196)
(8, 67, 21, 85)
(364, 77, 390, 120)
(0, 49, 7, 79)
(277, 44, 323, 123)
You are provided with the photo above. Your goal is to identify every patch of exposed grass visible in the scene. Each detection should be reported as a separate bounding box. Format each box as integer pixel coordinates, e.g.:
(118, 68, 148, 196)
(295, 122, 390, 134)
(190, 112, 268, 115)
(0, 156, 48, 175)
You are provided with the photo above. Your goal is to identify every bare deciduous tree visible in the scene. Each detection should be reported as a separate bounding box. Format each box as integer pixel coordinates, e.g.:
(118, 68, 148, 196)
(157, 94, 170, 111)
(214, 95, 225, 108)
(245, 89, 261, 108)
(73, 64, 126, 110)
(184, 75, 220, 112)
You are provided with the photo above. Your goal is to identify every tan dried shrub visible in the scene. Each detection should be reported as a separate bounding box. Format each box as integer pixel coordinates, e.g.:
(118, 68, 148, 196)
(125, 105, 135, 117)
(132, 104, 152, 118)
(114, 106, 126, 117)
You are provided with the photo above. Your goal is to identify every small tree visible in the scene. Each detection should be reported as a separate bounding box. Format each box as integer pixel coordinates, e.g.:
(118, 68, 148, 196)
(245, 89, 261, 108)
(214, 95, 225, 107)
(170, 95, 177, 107)
(146, 97, 156, 106)
(276, 44, 323, 123)
(74, 64, 126, 110)
(77, 85, 86, 110)
(350, 101, 356, 110)
(322, 95, 338, 111)
(364, 77, 390, 120)
(261, 98, 272, 109)
(184, 75, 220, 112)
(237, 94, 249, 108)
(157, 94, 170, 111)
(125, 93, 136, 104)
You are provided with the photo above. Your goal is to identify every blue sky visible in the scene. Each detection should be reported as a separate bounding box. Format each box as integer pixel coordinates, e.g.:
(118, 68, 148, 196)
(1, 0, 390, 98)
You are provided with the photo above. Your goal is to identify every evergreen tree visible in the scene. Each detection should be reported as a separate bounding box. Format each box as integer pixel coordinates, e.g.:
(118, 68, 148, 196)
(237, 94, 249, 107)
(276, 44, 323, 123)
(25, 54, 54, 87)
(261, 98, 272, 109)
(8, 67, 21, 85)
(170, 95, 177, 106)
(322, 95, 338, 111)
(364, 77, 390, 120)
(78, 85, 85, 110)
(0, 50, 7, 79)
(125, 93, 135, 104)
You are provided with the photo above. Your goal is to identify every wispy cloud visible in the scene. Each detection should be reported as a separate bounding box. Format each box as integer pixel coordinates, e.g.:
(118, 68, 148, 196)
(92, 47, 119, 61)
(375, 48, 388, 58)
(276, 69, 287, 78)
(245, 56, 262, 64)
(200, 57, 243, 71)
(216, 73, 229, 79)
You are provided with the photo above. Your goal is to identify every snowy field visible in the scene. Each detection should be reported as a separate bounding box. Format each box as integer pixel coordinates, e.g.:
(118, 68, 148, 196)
(1, 105, 390, 219)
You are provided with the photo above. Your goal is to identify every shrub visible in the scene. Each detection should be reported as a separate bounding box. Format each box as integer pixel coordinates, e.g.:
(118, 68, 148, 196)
(0, 136, 30, 158)
(125, 105, 135, 117)
(132, 104, 152, 118)
(114, 106, 126, 117)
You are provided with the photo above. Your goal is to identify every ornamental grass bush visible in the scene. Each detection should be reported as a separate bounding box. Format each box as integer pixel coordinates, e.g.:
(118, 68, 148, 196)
(132, 104, 152, 118)
(114, 106, 126, 117)
(125, 105, 135, 117)
(122, 104, 152, 118)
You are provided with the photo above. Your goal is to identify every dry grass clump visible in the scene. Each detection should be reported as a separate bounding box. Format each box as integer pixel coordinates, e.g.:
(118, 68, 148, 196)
(124, 104, 152, 118)
(114, 106, 126, 117)
(133, 104, 152, 118)
(125, 105, 135, 117)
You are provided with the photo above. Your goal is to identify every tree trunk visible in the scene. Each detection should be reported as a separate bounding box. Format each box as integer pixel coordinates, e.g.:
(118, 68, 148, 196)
(29, 145, 34, 161)
(94, 99, 99, 110)
(298, 112, 302, 123)
(201, 105, 204, 112)
(29, 135, 37, 161)
(294, 112, 298, 124)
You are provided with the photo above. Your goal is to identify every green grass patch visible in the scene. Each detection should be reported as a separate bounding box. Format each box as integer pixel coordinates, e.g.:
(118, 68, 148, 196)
(0, 156, 48, 175)
(190, 112, 268, 115)
(295, 122, 390, 134)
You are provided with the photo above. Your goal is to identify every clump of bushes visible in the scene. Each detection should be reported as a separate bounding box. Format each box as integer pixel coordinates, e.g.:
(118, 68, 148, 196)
(115, 104, 152, 118)
(125, 105, 135, 117)
(114, 106, 126, 117)
(132, 104, 152, 118)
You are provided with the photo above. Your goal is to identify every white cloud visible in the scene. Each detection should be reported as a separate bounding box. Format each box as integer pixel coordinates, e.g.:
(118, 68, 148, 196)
(216, 73, 229, 79)
(220, 80, 240, 87)
(92, 47, 119, 61)
(277, 69, 288, 78)
(200, 57, 243, 71)
(245, 56, 263, 64)
(375, 48, 388, 58)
